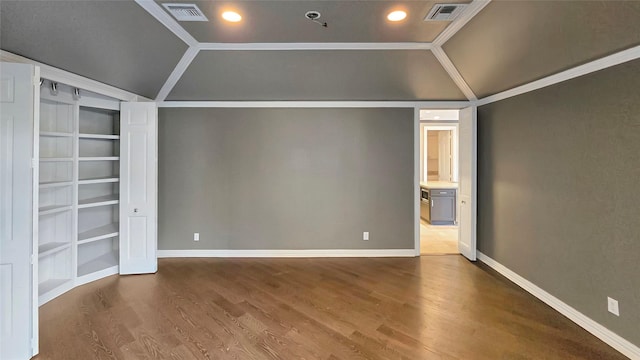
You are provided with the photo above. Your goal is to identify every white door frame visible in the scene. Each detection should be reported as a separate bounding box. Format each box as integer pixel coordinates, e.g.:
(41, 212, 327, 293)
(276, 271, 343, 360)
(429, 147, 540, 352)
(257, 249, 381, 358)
(414, 107, 476, 257)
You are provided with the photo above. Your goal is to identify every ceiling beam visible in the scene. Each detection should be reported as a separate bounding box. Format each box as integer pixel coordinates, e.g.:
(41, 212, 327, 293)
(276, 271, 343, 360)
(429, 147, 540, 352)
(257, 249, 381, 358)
(197, 43, 433, 51)
(134, 0, 198, 46)
(433, 0, 492, 47)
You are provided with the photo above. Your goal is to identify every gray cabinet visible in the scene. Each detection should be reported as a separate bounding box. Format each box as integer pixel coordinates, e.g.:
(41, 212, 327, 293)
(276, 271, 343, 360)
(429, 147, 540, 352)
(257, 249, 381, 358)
(427, 188, 456, 225)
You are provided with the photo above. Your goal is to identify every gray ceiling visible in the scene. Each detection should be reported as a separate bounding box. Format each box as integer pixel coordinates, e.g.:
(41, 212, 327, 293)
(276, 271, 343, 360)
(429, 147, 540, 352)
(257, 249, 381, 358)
(0, 0, 187, 99)
(166, 50, 466, 101)
(444, 1, 640, 98)
(154, 0, 467, 43)
(2, 0, 639, 101)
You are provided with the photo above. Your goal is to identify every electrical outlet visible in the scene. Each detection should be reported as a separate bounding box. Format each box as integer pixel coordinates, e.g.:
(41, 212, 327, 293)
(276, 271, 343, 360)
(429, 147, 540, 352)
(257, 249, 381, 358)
(194, 233, 200, 241)
(607, 297, 619, 316)
(363, 232, 369, 241)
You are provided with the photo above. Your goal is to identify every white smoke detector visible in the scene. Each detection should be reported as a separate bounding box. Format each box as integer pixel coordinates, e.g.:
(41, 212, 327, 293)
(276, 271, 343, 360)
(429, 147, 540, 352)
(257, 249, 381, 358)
(162, 3, 208, 22)
(424, 4, 468, 22)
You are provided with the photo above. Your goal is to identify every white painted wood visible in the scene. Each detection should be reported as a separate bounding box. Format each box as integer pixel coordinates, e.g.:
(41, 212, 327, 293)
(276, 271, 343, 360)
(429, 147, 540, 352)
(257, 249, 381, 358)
(431, 46, 477, 101)
(0, 62, 37, 359)
(414, 107, 421, 256)
(158, 249, 416, 258)
(1, 51, 148, 102)
(119, 103, 157, 274)
(457, 106, 477, 261)
(477, 44, 640, 106)
(155, 46, 199, 102)
(158, 101, 471, 108)
(477, 252, 640, 360)
(134, 0, 198, 46)
(197, 42, 433, 51)
(433, 0, 492, 46)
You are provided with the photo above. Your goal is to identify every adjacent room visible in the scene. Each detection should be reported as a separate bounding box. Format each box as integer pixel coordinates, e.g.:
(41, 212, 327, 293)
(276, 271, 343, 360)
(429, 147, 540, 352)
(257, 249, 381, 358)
(1, 1, 639, 360)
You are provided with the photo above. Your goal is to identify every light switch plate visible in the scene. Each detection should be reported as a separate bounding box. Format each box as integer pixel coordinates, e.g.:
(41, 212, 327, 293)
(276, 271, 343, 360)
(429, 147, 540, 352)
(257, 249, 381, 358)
(607, 297, 619, 316)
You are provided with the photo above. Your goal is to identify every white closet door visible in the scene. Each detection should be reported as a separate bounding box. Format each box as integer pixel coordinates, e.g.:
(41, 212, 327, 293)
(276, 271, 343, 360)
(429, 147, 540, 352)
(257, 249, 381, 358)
(1, 62, 38, 359)
(458, 106, 477, 261)
(119, 102, 157, 274)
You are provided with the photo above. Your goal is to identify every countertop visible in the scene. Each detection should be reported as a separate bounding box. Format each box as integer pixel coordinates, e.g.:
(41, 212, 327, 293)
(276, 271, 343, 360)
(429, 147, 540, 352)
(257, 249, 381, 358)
(420, 181, 459, 189)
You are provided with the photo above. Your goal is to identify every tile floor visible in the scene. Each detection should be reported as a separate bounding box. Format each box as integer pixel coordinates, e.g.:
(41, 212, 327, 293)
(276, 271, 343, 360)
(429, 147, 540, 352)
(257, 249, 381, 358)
(420, 219, 459, 255)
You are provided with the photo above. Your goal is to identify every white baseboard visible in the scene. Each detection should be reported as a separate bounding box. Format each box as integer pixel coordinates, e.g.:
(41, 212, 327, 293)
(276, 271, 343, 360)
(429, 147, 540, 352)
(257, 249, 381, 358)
(157, 249, 416, 258)
(477, 252, 640, 360)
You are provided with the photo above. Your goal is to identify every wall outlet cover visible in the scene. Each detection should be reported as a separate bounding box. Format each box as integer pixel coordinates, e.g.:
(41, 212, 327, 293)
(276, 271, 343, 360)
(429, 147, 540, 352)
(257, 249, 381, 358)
(363, 232, 369, 241)
(194, 232, 200, 241)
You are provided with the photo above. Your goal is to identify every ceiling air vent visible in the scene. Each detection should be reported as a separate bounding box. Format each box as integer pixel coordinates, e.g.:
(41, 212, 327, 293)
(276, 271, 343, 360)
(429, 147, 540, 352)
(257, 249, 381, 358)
(424, 4, 468, 22)
(162, 3, 208, 22)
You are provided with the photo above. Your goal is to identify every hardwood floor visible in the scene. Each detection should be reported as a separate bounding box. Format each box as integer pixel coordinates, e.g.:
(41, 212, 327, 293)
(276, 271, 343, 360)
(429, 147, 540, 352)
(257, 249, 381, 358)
(36, 256, 627, 360)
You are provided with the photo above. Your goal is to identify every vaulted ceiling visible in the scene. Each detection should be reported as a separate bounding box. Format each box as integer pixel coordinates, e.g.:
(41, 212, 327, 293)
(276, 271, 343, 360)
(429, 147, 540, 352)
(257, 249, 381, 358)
(1, 0, 639, 101)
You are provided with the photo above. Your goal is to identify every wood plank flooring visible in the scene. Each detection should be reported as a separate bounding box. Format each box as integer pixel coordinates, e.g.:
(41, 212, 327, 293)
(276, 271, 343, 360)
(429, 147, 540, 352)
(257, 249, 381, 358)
(36, 256, 627, 360)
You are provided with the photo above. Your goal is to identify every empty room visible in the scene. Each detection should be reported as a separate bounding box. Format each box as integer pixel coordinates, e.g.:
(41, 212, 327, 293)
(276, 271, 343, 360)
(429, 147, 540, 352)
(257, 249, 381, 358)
(1, 1, 639, 359)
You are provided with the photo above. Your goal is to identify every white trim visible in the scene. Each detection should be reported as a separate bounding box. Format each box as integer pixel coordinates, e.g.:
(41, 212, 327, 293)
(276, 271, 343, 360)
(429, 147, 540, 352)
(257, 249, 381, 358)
(477, 44, 640, 106)
(432, 46, 477, 101)
(75, 265, 118, 287)
(197, 42, 433, 51)
(158, 249, 416, 258)
(158, 101, 471, 108)
(414, 107, 421, 256)
(134, 0, 198, 46)
(155, 46, 199, 101)
(1, 51, 149, 102)
(477, 252, 640, 360)
(433, 0, 492, 46)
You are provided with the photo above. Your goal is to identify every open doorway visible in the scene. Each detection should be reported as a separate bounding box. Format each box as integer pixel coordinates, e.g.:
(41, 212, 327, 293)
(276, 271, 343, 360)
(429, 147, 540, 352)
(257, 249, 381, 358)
(419, 110, 459, 255)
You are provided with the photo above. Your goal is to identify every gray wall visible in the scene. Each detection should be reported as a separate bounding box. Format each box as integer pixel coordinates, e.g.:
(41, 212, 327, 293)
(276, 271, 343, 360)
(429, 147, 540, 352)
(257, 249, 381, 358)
(478, 59, 640, 346)
(158, 108, 414, 250)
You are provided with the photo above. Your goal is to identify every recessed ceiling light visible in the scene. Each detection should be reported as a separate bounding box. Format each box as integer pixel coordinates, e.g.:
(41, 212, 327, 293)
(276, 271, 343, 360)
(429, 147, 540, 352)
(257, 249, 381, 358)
(434, 116, 441, 119)
(222, 11, 242, 22)
(387, 10, 407, 22)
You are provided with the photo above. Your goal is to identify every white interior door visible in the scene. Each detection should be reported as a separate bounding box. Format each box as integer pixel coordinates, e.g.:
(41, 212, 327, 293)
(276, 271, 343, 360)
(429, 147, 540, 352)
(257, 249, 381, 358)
(458, 106, 477, 261)
(119, 102, 157, 275)
(1, 62, 38, 359)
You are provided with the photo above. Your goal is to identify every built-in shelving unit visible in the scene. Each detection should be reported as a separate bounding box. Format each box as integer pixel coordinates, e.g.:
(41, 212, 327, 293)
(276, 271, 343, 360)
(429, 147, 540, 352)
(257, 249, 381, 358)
(37, 98, 75, 304)
(37, 86, 122, 305)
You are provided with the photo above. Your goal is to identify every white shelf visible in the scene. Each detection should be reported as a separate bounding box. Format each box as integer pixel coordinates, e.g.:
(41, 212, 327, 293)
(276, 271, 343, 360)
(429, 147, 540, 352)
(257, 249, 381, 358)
(39, 242, 71, 258)
(40, 131, 73, 137)
(77, 251, 118, 277)
(39, 181, 73, 189)
(78, 195, 119, 209)
(40, 157, 73, 162)
(38, 278, 72, 296)
(78, 223, 119, 244)
(79, 157, 119, 161)
(38, 205, 72, 216)
(79, 133, 119, 140)
(78, 177, 119, 185)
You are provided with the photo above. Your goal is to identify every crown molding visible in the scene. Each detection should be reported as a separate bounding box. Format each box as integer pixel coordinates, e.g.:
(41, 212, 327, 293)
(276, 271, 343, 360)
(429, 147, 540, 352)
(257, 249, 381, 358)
(432, 47, 477, 101)
(155, 46, 199, 101)
(158, 101, 471, 108)
(478, 44, 640, 106)
(197, 42, 433, 51)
